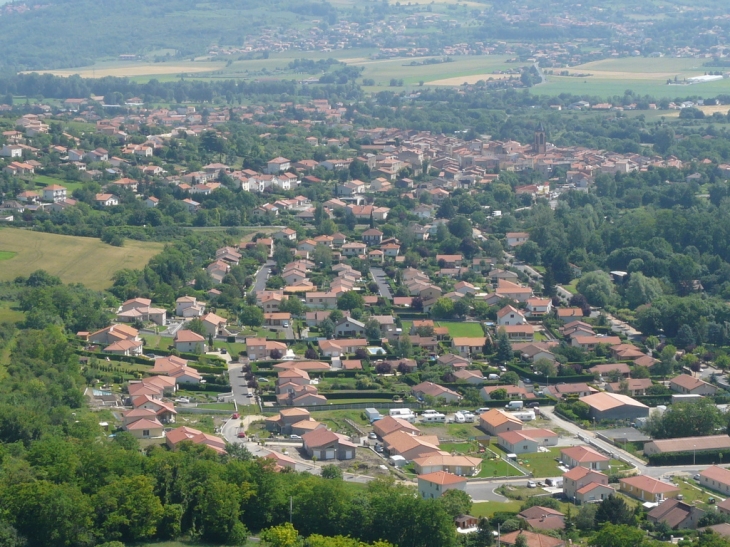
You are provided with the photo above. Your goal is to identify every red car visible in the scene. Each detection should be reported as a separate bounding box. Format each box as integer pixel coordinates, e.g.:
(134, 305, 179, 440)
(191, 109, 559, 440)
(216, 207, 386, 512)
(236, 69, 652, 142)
(237, 431, 246, 438)
(232, 413, 240, 419)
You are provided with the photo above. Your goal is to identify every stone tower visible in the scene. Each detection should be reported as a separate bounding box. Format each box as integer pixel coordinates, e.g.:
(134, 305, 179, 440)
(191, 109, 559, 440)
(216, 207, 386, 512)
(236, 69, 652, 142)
(533, 121, 546, 154)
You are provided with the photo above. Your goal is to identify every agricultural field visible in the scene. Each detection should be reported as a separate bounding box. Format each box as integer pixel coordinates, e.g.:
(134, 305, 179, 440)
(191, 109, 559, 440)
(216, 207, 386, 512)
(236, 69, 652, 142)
(0, 228, 163, 290)
(29, 60, 228, 79)
(535, 57, 730, 99)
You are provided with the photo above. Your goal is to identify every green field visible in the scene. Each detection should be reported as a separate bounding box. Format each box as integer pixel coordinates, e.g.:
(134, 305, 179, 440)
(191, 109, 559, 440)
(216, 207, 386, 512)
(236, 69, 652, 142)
(535, 57, 730, 99)
(33, 175, 85, 192)
(471, 500, 522, 516)
(0, 251, 17, 261)
(437, 322, 484, 337)
(493, 446, 565, 478)
(0, 228, 163, 290)
(0, 301, 25, 323)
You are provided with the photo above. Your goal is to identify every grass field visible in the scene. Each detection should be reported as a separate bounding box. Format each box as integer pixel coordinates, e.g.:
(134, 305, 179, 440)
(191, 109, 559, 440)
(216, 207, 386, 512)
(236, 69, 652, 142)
(29, 60, 227, 78)
(33, 175, 85, 192)
(472, 500, 522, 516)
(0, 251, 17, 261)
(0, 301, 24, 323)
(0, 228, 163, 290)
(493, 446, 564, 478)
(536, 57, 730, 99)
(437, 322, 484, 337)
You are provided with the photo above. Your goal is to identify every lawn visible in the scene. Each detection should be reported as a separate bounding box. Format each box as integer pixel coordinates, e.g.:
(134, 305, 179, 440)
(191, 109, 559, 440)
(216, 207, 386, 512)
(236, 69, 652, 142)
(493, 446, 565, 478)
(141, 334, 175, 351)
(210, 340, 247, 355)
(0, 251, 16, 261)
(0, 301, 24, 323)
(0, 228, 163, 290)
(33, 175, 85, 192)
(198, 402, 236, 411)
(673, 477, 720, 509)
(437, 322, 484, 337)
(438, 442, 523, 478)
(471, 500, 522, 517)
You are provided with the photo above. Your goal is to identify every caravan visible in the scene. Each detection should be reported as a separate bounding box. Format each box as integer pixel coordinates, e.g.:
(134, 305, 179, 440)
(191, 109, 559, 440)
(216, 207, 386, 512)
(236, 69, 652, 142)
(389, 408, 416, 422)
(420, 412, 446, 423)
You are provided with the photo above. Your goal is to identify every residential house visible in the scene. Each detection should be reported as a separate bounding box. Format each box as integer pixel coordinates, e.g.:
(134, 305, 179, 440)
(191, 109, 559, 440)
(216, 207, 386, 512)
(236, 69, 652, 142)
(412, 382, 461, 403)
(418, 471, 467, 500)
(505, 232, 530, 247)
(302, 428, 357, 460)
(306, 291, 339, 308)
(480, 385, 531, 401)
(572, 336, 622, 350)
(362, 228, 384, 246)
(334, 318, 366, 338)
(518, 507, 565, 531)
(412, 454, 482, 477)
(451, 337, 487, 357)
(499, 531, 564, 547)
(670, 374, 718, 396)
(606, 378, 653, 397)
(383, 430, 442, 461)
(453, 369, 486, 385)
(373, 416, 421, 439)
(560, 445, 610, 471)
(175, 296, 205, 317)
(545, 383, 597, 399)
(42, 184, 67, 202)
(201, 313, 227, 337)
(166, 426, 226, 454)
(526, 298, 553, 317)
(174, 330, 207, 353)
(647, 499, 705, 530)
(619, 475, 680, 503)
(479, 409, 523, 436)
(246, 337, 287, 360)
(588, 363, 631, 378)
(699, 466, 730, 495)
(497, 305, 527, 326)
(556, 308, 584, 323)
(563, 467, 613, 503)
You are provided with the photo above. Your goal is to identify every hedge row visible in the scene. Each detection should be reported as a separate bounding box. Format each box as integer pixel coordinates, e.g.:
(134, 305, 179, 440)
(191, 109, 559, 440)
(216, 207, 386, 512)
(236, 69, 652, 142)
(178, 382, 230, 393)
(647, 450, 730, 467)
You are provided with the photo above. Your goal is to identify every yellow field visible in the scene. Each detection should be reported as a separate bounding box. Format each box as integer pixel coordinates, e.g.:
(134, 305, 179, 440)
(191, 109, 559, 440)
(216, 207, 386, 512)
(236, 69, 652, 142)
(25, 61, 226, 78)
(662, 104, 730, 118)
(0, 229, 163, 290)
(426, 73, 512, 86)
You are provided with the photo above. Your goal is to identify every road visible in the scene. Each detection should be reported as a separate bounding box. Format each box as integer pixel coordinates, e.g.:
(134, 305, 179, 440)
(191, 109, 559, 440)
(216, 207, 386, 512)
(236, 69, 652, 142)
(369, 267, 393, 301)
(465, 480, 519, 502)
(252, 259, 275, 294)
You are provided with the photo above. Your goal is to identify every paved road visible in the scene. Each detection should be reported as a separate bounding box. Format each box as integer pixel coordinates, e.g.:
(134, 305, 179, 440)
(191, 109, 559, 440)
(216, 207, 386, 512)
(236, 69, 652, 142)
(252, 260, 275, 294)
(465, 480, 518, 502)
(369, 267, 393, 301)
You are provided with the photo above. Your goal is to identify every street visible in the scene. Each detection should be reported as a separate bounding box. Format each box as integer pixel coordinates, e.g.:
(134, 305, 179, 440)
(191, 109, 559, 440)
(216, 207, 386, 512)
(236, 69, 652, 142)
(252, 259, 275, 294)
(369, 267, 393, 301)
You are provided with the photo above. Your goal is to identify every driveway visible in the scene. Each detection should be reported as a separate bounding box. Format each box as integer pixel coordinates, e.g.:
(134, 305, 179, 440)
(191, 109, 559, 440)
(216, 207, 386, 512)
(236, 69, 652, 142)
(466, 479, 525, 502)
(369, 267, 393, 301)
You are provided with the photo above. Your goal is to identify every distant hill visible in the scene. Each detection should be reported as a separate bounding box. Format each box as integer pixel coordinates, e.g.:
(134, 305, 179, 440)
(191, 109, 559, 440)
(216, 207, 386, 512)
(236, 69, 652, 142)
(0, 0, 336, 71)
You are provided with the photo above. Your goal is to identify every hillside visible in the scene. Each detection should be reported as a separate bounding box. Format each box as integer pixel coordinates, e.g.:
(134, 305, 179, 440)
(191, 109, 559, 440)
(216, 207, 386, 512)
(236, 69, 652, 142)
(0, 0, 334, 71)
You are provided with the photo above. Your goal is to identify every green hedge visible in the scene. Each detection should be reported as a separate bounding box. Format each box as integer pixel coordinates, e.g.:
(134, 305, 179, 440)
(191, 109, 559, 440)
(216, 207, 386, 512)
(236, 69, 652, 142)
(178, 382, 230, 393)
(634, 395, 673, 406)
(76, 350, 152, 366)
(647, 450, 730, 466)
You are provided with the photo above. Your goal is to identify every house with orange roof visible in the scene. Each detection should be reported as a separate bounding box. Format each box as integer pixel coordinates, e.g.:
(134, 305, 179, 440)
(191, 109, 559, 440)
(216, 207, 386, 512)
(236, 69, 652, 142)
(412, 454, 482, 476)
(451, 337, 487, 357)
(265, 407, 313, 434)
(373, 416, 421, 439)
(89, 323, 139, 345)
(418, 471, 467, 499)
(412, 381, 461, 403)
(124, 417, 164, 439)
(620, 475, 680, 503)
(166, 426, 226, 454)
(479, 409, 523, 436)
(382, 430, 443, 461)
(579, 391, 649, 421)
(670, 374, 718, 396)
(562, 466, 613, 504)
(499, 530, 564, 547)
(560, 445, 610, 470)
(174, 329, 207, 353)
(699, 465, 730, 495)
(264, 450, 299, 471)
(201, 312, 228, 337)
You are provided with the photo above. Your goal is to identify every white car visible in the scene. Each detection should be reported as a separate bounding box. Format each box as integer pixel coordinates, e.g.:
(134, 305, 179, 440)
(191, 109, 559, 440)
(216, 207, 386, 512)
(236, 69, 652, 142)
(527, 481, 537, 488)
(175, 397, 190, 404)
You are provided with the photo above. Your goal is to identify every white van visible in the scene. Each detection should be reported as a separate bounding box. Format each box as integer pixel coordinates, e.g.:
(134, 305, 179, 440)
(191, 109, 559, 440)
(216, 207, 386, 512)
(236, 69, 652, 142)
(488, 374, 500, 380)
(505, 400, 524, 411)
(421, 413, 446, 423)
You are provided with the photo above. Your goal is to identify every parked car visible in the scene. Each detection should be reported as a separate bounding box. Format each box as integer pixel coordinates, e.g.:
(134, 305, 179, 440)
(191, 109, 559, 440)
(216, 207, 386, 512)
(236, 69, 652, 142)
(369, 432, 377, 439)
(175, 397, 190, 404)
(527, 481, 537, 488)
(237, 431, 246, 438)
(220, 348, 227, 354)
(527, 402, 540, 408)
(290, 434, 301, 440)
(232, 413, 240, 419)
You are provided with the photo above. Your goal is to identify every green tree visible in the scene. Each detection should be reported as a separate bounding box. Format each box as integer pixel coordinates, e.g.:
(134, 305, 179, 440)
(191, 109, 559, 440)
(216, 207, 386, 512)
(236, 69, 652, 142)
(365, 320, 382, 340)
(490, 388, 508, 400)
(575, 503, 597, 531)
(496, 329, 513, 362)
(240, 305, 264, 327)
(676, 324, 696, 349)
(447, 216, 472, 239)
(595, 495, 633, 527)
(431, 298, 455, 320)
(648, 399, 723, 439)
(321, 465, 343, 480)
(576, 270, 615, 308)
(501, 371, 519, 386)
(261, 523, 300, 547)
(589, 523, 646, 547)
(194, 479, 248, 545)
(280, 296, 305, 317)
(185, 318, 206, 336)
(338, 291, 365, 311)
(624, 273, 663, 308)
(320, 318, 335, 338)
(534, 358, 556, 377)
(439, 489, 472, 518)
(93, 475, 164, 542)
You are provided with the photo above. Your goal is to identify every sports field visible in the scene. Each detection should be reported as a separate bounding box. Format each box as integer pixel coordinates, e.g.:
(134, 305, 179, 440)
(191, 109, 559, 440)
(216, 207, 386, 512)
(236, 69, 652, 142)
(0, 229, 163, 290)
(535, 57, 730, 99)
